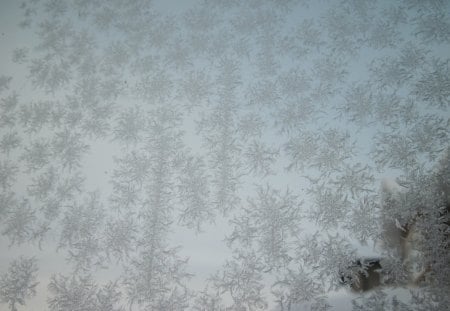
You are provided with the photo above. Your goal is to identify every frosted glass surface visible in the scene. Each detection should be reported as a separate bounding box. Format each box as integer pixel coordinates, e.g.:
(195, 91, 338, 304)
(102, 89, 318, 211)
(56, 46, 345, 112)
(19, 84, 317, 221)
(1, 0, 449, 310)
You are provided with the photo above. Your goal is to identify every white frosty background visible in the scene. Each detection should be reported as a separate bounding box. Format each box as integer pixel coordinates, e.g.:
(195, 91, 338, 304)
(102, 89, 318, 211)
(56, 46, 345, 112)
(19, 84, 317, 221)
(0, 0, 449, 310)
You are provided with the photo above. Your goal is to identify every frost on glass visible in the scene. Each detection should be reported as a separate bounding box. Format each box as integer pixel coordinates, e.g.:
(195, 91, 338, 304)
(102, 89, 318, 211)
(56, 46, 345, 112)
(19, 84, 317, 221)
(0, 0, 449, 310)
(0, 256, 38, 311)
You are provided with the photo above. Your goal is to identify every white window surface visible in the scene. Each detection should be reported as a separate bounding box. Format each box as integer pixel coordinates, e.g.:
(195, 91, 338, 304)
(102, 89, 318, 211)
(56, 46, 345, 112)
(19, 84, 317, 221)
(1, 0, 449, 310)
